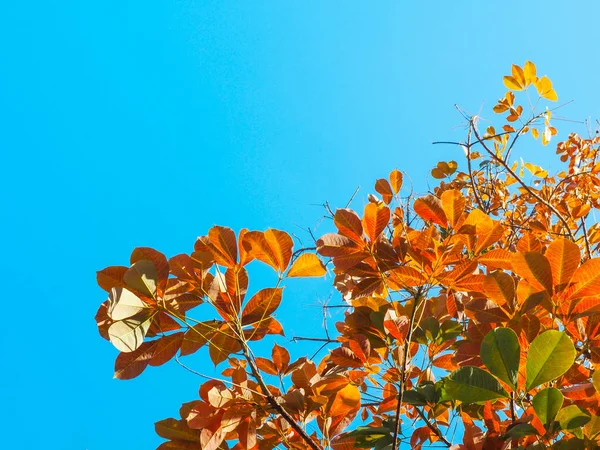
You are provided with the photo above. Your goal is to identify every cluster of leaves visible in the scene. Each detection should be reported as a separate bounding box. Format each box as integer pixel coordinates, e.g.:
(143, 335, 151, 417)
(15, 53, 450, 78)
(96, 62, 600, 449)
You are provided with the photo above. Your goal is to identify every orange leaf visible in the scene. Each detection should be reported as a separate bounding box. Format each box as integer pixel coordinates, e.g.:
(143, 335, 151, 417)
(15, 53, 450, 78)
(272, 343, 290, 373)
(114, 341, 156, 379)
(287, 253, 327, 278)
(414, 195, 448, 227)
(207, 226, 238, 268)
(375, 178, 394, 204)
(389, 169, 403, 193)
(334, 209, 364, 243)
(478, 249, 513, 270)
(97, 266, 127, 292)
(545, 238, 580, 292)
(255, 357, 278, 375)
(503, 76, 523, 91)
(362, 202, 391, 242)
(483, 271, 515, 308)
(243, 229, 293, 272)
(327, 384, 361, 417)
(241, 288, 283, 325)
(510, 252, 553, 295)
(388, 266, 427, 288)
(150, 332, 184, 367)
(566, 258, 600, 301)
(180, 320, 220, 356)
(208, 325, 242, 366)
(441, 189, 466, 229)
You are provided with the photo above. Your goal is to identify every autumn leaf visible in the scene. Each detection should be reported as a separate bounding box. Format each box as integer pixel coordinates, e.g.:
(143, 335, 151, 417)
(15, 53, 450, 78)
(287, 253, 327, 277)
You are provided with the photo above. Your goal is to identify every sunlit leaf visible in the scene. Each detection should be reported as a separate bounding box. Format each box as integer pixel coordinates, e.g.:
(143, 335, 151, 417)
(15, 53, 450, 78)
(362, 202, 390, 242)
(556, 405, 591, 430)
(546, 238, 580, 292)
(526, 330, 576, 391)
(241, 287, 283, 325)
(532, 387, 564, 425)
(287, 253, 327, 278)
(243, 229, 293, 272)
(108, 314, 153, 353)
(108, 287, 150, 321)
(389, 169, 403, 193)
(440, 189, 465, 229)
(375, 178, 393, 204)
(414, 194, 447, 227)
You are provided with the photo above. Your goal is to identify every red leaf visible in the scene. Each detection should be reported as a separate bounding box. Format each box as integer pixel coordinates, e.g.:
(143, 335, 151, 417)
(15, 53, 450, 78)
(96, 266, 127, 292)
(150, 332, 184, 367)
(114, 341, 156, 380)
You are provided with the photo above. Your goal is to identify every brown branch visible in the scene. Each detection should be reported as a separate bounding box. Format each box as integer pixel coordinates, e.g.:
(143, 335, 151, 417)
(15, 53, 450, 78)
(240, 340, 322, 450)
(415, 407, 451, 447)
(581, 218, 592, 260)
(392, 289, 423, 450)
(292, 336, 337, 343)
(470, 120, 577, 241)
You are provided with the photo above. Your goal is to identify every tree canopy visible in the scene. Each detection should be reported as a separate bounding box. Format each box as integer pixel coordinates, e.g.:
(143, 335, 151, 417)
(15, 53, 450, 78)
(95, 62, 600, 449)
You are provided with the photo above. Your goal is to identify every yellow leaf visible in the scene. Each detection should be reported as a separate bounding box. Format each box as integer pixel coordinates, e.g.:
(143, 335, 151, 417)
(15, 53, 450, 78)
(534, 75, 558, 101)
(531, 128, 539, 140)
(287, 253, 327, 278)
(524, 162, 548, 178)
(524, 61, 537, 86)
(542, 127, 552, 146)
(504, 75, 523, 91)
(512, 64, 526, 87)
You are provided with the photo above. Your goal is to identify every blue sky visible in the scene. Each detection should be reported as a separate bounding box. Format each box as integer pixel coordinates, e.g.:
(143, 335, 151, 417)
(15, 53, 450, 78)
(1, 1, 600, 449)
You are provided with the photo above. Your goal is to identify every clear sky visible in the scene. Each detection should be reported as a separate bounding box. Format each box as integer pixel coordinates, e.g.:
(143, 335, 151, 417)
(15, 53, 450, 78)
(1, 1, 600, 449)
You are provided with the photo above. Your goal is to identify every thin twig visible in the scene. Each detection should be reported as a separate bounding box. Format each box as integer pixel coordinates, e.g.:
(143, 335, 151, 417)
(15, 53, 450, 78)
(415, 407, 451, 447)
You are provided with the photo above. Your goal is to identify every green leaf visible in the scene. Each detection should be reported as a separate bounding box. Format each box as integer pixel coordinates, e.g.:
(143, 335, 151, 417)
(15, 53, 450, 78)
(525, 330, 576, 391)
(480, 327, 520, 390)
(556, 405, 591, 430)
(502, 423, 537, 440)
(593, 370, 600, 394)
(444, 366, 508, 404)
(532, 387, 564, 425)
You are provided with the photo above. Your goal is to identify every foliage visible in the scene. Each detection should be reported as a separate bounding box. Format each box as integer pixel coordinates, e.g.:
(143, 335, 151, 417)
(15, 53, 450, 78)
(95, 62, 600, 449)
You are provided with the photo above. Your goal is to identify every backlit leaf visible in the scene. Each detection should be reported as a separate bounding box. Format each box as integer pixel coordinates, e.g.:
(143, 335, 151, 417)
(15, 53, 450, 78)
(556, 405, 591, 430)
(375, 178, 393, 204)
(511, 252, 553, 295)
(114, 340, 155, 379)
(334, 209, 364, 243)
(480, 327, 520, 390)
(362, 202, 390, 242)
(526, 330, 576, 391)
(441, 189, 465, 228)
(414, 194, 448, 227)
(243, 229, 293, 272)
(532, 387, 564, 425)
(445, 366, 509, 404)
(389, 169, 403, 193)
(207, 226, 238, 268)
(546, 238, 580, 292)
(566, 258, 600, 301)
(287, 253, 327, 278)
(241, 287, 283, 325)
